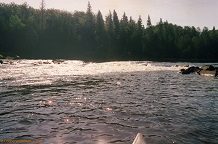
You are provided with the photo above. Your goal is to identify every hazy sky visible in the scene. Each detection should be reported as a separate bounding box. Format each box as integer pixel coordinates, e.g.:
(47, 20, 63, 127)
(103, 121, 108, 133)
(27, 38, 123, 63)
(1, 0, 218, 29)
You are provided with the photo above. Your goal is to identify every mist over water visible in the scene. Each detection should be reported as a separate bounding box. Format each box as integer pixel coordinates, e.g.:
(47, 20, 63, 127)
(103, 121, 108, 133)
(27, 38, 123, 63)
(0, 60, 218, 144)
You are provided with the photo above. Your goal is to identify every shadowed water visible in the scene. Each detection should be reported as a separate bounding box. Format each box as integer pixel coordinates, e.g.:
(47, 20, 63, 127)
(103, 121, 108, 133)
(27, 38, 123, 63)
(0, 60, 218, 144)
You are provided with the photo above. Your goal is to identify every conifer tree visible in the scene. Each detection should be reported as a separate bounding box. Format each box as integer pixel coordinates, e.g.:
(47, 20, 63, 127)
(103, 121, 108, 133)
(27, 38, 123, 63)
(120, 12, 128, 36)
(159, 18, 163, 25)
(147, 15, 152, 28)
(84, 1, 95, 49)
(105, 11, 114, 35)
(86, 1, 95, 32)
(121, 12, 128, 25)
(105, 11, 114, 47)
(113, 10, 120, 36)
(96, 10, 105, 36)
(40, 0, 46, 31)
(137, 15, 143, 31)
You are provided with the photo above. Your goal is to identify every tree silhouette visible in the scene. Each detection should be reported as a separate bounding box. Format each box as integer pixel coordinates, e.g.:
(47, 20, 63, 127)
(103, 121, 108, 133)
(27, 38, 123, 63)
(40, 0, 46, 31)
(147, 15, 152, 28)
(113, 10, 120, 37)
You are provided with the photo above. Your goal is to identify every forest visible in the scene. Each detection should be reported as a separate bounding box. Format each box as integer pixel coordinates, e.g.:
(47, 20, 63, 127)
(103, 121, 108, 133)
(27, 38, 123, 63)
(0, 2, 218, 61)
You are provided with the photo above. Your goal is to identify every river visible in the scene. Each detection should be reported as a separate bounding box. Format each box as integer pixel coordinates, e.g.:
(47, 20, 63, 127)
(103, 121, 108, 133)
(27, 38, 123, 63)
(0, 60, 218, 144)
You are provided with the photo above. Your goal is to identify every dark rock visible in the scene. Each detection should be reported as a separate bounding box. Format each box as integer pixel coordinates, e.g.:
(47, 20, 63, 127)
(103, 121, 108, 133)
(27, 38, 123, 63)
(180, 66, 200, 74)
(42, 61, 51, 64)
(181, 65, 218, 77)
(52, 59, 65, 64)
(0, 60, 3, 64)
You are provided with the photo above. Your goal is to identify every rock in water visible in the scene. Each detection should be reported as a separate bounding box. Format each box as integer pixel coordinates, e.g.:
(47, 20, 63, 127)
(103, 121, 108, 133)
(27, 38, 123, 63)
(198, 65, 217, 77)
(201, 65, 216, 71)
(180, 66, 200, 74)
(180, 65, 218, 77)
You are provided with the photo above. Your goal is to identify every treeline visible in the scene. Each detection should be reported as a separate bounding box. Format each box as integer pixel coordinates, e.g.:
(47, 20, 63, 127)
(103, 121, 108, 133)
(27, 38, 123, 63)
(0, 2, 218, 61)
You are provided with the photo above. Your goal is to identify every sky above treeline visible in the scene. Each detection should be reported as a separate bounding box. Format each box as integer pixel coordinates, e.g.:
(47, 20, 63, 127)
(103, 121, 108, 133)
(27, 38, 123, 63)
(1, 0, 218, 29)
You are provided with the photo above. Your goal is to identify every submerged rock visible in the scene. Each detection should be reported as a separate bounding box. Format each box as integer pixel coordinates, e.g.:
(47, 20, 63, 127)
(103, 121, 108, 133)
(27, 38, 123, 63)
(52, 59, 65, 64)
(42, 61, 51, 64)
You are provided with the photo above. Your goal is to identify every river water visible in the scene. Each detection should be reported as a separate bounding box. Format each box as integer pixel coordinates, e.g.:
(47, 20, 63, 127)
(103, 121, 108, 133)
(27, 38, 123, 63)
(0, 60, 218, 144)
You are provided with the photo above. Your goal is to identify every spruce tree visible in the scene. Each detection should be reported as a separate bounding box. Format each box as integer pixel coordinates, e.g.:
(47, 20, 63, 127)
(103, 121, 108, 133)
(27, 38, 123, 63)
(159, 18, 163, 25)
(86, 1, 95, 32)
(40, 0, 46, 31)
(137, 15, 143, 31)
(113, 10, 120, 36)
(147, 15, 152, 28)
(96, 10, 105, 36)
(84, 1, 95, 50)
(105, 11, 114, 35)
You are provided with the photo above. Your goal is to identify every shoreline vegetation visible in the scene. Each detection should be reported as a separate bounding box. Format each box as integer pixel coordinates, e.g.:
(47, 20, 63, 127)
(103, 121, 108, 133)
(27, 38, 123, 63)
(0, 2, 218, 62)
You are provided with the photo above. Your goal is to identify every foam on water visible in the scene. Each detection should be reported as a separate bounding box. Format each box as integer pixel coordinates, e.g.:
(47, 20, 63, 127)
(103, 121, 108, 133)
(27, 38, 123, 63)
(0, 60, 184, 86)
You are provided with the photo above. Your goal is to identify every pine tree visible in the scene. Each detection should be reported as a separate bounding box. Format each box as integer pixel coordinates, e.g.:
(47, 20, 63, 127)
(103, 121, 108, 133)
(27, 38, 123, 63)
(40, 0, 46, 31)
(105, 11, 114, 35)
(121, 12, 128, 25)
(95, 10, 106, 58)
(84, 1, 95, 50)
(147, 15, 152, 28)
(105, 11, 115, 55)
(86, 1, 95, 32)
(113, 10, 120, 36)
(120, 12, 129, 58)
(96, 10, 105, 36)
(137, 15, 143, 31)
(86, 1, 92, 16)
(159, 18, 163, 25)
(136, 15, 144, 57)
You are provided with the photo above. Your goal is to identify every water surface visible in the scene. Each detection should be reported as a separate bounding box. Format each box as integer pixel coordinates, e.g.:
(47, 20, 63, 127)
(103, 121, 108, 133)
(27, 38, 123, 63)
(0, 60, 218, 144)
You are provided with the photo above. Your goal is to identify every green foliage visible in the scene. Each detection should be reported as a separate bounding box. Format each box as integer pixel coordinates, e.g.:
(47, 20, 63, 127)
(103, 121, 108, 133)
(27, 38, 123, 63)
(0, 54, 4, 58)
(0, 2, 218, 61)
(9, 15, 25, 30)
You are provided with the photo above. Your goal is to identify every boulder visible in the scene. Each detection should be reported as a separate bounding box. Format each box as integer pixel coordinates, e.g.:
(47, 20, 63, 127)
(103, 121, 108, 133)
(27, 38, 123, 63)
(0, 60, 3, 64)
(180, 66, 200, 74)
(180, 65, 218, 77)
(198, 65, 217, 77)
(201, 65, 216, 71)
